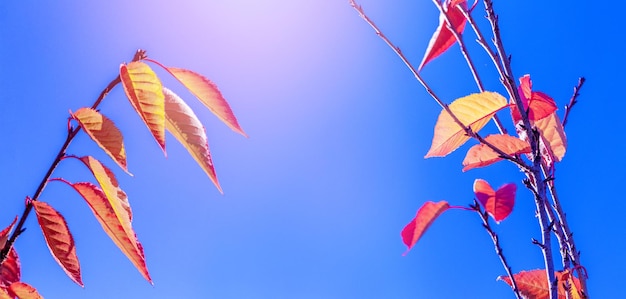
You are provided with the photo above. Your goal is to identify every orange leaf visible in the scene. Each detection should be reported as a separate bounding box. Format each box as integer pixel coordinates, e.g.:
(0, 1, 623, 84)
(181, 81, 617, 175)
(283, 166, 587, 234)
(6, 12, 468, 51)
(163, 88, 222, 193)
(425, 92, 508, 158)
(0, 216, 17, 250)
(65, 180, 150, 282)
(499, 269, 584, 299)
(147, 59, 246, 137)
(473, 179, 516, 223)
(511, 75, 558, 122)
(32, 201, 82, 286)
(8, 282, 42, 299)
(120, 61, 166, 153)
(462, 134, 530, 171)
(0, 248, 20, 288)
(419, 0, 467, 70)
(401, 201, 450, 255)
(0, 288, 12, 299)
(535, 112, 567, 165)
(71, 108, 129, 174)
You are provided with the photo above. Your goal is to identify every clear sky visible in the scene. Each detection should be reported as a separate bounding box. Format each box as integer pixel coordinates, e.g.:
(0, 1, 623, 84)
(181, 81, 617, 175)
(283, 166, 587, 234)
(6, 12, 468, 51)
(0, 0, 624, 298)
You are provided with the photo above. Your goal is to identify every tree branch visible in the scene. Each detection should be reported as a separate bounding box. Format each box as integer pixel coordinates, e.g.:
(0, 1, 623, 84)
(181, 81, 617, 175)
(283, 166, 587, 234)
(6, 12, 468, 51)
(562, 77, 585, 128)
(0, 50, 145, 264)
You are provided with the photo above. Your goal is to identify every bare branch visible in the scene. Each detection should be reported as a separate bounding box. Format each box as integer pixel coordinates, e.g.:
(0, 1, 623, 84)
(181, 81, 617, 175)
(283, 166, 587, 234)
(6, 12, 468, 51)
(562, 77, 585, 128)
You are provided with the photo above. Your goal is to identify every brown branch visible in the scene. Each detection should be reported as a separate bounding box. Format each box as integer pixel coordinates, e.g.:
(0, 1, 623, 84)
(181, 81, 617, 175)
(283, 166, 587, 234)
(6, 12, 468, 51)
(562, 77, 585, 128)
(481, 1, 558, 298)
(0, 50, 145, 264)
(472, 201, 522, 299)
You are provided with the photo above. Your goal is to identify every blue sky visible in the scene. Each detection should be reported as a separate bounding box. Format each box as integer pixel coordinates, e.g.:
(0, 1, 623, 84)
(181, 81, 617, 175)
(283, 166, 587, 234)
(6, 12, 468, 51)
(0, 0, 624, 298)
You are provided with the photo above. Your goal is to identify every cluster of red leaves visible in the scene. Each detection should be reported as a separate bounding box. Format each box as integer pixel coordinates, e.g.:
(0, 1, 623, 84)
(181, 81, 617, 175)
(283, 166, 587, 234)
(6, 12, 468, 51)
(0, 56, 246, 296)
(400, 0, 573, 296)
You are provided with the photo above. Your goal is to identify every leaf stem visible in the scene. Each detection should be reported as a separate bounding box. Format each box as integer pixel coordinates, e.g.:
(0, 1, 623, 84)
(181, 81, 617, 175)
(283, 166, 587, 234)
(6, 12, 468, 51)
(0, 50, 145, 264)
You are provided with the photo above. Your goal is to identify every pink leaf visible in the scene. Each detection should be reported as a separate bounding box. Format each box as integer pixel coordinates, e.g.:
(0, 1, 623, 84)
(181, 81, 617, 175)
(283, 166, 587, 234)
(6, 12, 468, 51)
(473, 179, 516, 223)
(401, 201, 450, 255)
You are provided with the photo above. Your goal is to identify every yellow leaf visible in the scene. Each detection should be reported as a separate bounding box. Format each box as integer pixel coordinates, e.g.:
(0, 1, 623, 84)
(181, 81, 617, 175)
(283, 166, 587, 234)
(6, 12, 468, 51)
(163, 88, 222, 193)
(71, 156, 150, 282)
(425, 92, 508, 158)
(71, 108, 129, 174)
(120, 61, 166, 153)
(535, 112, 567, 165)
(462, 134, 531, 171)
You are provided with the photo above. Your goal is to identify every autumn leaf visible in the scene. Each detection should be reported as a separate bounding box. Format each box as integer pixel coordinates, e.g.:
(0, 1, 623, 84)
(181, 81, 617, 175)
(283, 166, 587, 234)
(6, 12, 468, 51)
(462, 134, 530, 171)
(499, 269, 584, 299)
(0, 248, 20, 288)
(473, 179, 516, 223)
(535, 112, 567, 166)
(120, 61, 166, 153)
(511, 74, 558, 122)
(146, 59, 246, 137)
(401, 201, 450, 255)
(425, 92, 508, 158)
(0, 288, 12, 299)
(8, 282, 43, 299)
(32, 201, 82, 286)
(61, 180, 150, 282)
(0, 216, 17, 250)
(71, 108, 128, 174)
(419, 0, 467, 70)
(163, 88, 222, 193)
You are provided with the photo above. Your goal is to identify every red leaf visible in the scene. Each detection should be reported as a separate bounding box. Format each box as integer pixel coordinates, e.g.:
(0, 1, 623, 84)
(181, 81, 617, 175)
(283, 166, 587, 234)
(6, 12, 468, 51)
(462, 134, 531, 171)
(401, 201, 450, 255)
(163, 88, 222, 193)
(120, 61, 166, 153)
(32, 201, 82, 286)
(419, 0, 468, 70)
(65, 181, 150, 283)
(473, 179, 516, 223)
(146, 59, 247, 137)
(511, 74, 557, 122)
(0, 217, 17, 251)
(0, 248, 20, 288)
(514, 111, 567, 169)
(425, 92, 508, 158)
(499, 269, 584, 299)
(71, 108, 129, 174)
(8, 282, 43, 299)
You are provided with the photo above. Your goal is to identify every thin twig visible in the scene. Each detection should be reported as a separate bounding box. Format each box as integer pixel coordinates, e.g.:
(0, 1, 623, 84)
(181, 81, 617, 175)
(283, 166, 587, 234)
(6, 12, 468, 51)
(431, 0, 507, 135)
(472, 201, 522, 299)
(562, 77, 585, 128)
(0, 50, 145, 263)
(349, 0, 529, 171)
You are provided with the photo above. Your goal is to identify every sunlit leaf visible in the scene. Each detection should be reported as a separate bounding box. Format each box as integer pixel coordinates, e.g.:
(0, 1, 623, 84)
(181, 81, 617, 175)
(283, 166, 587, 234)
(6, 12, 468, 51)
(8, 282, 43, 299)
(0, 216, 17, 250)
(473, 179, 516, 223)
(163, 88, 222, 193)
(511, 74, 557, 122)
(425, 92, 508, 158)
(499, 269, 583, 299)
(535, 112, 567, 165)
(419, 0, 467, 70)
(32, 201, 82, 286)
(0, 248, 20, 288)
(147, 59, 246, 137)
(0, 288, 12, 299)
(71, 108, 128, 174)
(64, 181, 150, 283)
(401, 201, 450, 255)
(462, 134, 530, 171)
(77, 156, 132, 220)
(120, 61, 166, 153)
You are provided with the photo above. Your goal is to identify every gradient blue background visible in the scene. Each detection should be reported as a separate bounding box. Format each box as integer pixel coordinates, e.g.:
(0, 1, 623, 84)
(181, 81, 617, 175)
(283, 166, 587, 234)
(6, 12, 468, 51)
(0, 1, 623, 298)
